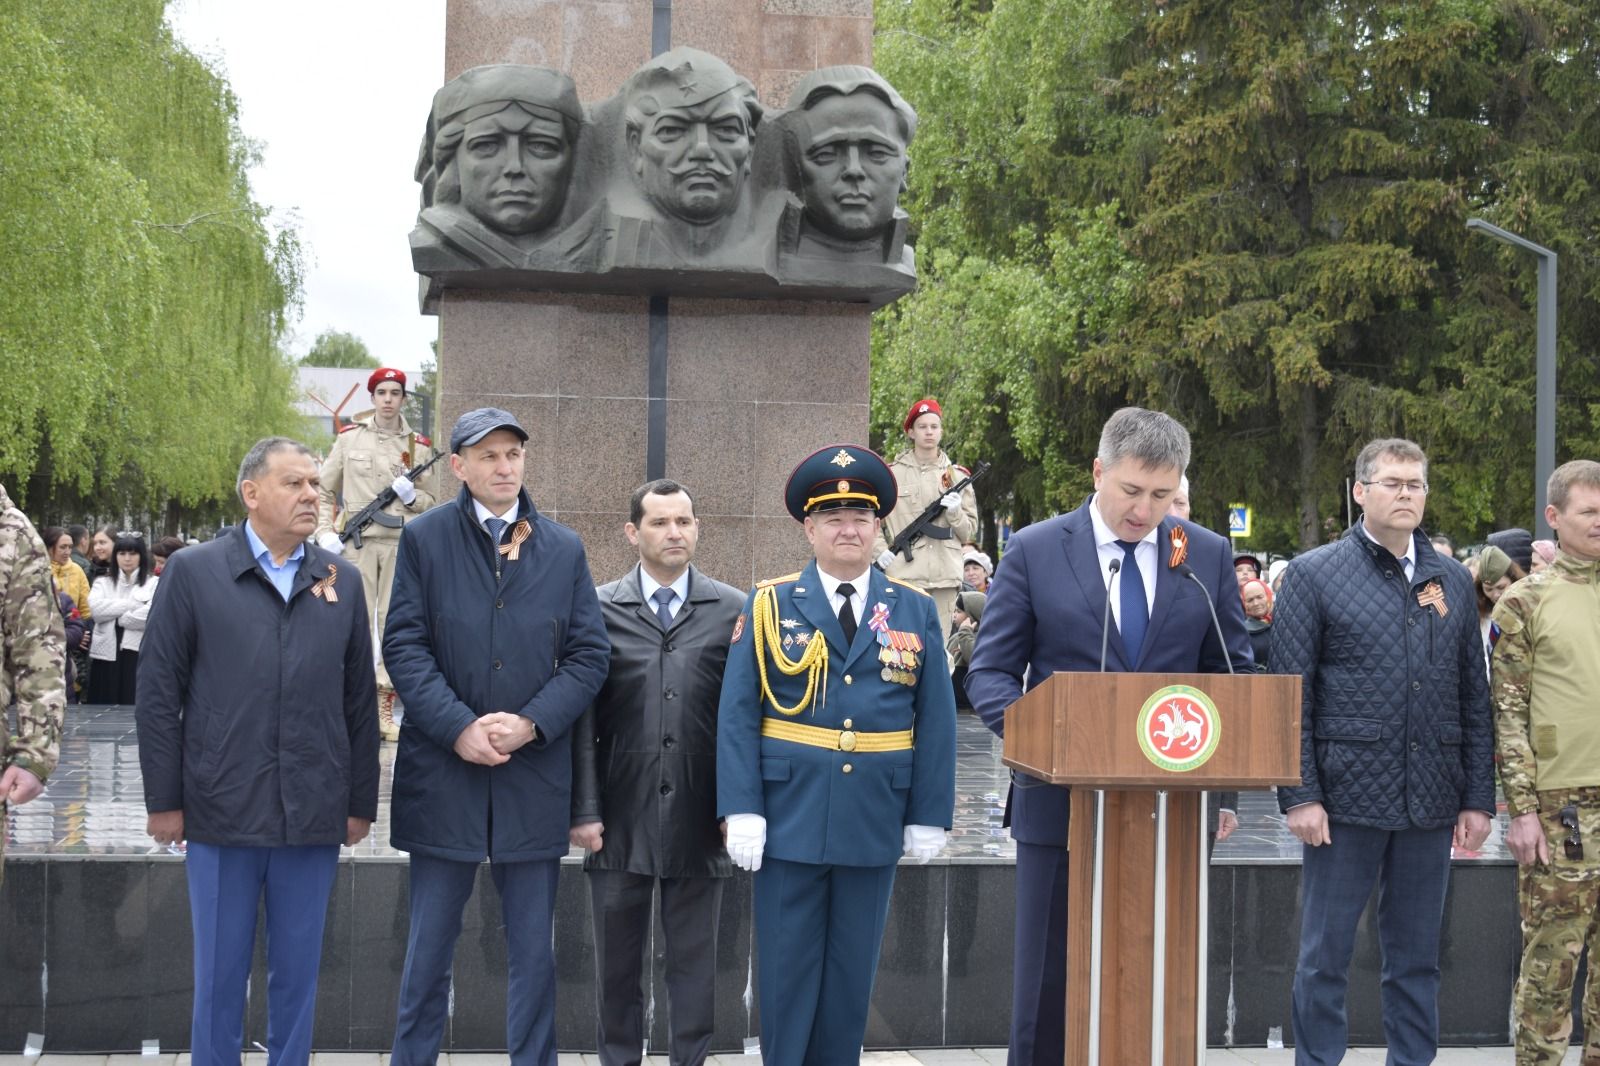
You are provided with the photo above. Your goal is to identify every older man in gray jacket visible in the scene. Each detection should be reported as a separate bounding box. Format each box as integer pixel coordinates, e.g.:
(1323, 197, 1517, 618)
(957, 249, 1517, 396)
(570, 479, 744, 1066)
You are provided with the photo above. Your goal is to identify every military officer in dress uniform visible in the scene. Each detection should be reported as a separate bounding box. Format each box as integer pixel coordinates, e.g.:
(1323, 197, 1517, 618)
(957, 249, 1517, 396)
(315, 367, 442, 740)
(717, 444, 957, 1066)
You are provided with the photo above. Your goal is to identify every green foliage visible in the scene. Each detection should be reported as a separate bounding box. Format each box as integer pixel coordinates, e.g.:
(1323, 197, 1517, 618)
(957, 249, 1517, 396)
(0, 0, 303, 519)
(873, 0, 1600, 547)
(302, 329, 378, 369)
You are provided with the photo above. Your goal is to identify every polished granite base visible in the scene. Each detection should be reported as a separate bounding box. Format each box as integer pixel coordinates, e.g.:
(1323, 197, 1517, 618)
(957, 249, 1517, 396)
(1, 706, 1579, 1053)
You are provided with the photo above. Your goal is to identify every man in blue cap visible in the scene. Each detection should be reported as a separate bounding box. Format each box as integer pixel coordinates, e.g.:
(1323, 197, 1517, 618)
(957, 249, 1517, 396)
(716, 444, 957, 1066)
(384, 407, 610, 1066)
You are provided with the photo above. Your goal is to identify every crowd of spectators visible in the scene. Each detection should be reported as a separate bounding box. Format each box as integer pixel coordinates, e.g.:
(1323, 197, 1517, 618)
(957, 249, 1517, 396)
(27, 522, 199, 703)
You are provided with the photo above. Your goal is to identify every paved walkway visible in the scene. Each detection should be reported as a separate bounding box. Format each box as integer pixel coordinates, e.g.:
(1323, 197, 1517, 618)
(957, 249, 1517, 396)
(3, 1049, 1575, 1064)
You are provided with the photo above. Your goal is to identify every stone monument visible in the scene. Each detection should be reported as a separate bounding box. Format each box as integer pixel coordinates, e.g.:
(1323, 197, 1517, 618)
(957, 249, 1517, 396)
(429, 0, 892, 588)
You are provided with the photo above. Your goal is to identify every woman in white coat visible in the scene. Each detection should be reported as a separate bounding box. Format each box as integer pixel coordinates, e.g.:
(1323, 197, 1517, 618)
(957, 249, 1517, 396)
(87, 533, 158, 705)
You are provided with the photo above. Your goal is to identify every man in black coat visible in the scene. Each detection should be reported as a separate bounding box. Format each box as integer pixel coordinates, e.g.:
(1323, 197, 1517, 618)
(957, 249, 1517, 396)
(137, 437, 379, 1066)
(385, 408, 609, 1066)
(569, 479, 744, 1066)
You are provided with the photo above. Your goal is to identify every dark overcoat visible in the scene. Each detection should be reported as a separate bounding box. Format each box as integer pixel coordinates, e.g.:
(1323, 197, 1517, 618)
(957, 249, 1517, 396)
(570, 564, 745, 878)
(136, 525, 379, 846)
(385, 486, 610, 863)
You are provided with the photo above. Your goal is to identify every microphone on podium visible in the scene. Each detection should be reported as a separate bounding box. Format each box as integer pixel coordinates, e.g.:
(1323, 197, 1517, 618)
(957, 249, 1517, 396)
(1099, 557, 1120, 672)
(1175, 562, 1236, 675)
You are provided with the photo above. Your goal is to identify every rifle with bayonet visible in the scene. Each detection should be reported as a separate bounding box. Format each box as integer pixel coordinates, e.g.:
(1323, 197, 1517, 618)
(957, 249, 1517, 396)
(877, 460, 990, 567)
(340, 450, 446, 549)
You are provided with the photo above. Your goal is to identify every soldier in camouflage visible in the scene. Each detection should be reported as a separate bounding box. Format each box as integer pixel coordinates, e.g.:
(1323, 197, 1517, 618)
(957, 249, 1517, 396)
(0, 481, 68, 888)
(1490, 458, 1600, 1066)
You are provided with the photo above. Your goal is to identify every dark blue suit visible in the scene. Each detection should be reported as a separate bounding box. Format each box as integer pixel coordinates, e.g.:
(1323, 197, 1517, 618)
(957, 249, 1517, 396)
(717, 560, 956, 1065)
(965, 501, 1251, 1065)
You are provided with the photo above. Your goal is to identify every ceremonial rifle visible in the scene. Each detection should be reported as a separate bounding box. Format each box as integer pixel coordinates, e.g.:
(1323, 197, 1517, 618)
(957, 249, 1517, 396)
(340, 450, 445, 549)
(878, 461, 990, 567)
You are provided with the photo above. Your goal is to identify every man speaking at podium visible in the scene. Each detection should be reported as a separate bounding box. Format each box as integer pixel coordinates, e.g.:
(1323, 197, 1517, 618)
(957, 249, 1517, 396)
(965, 407, 1252, 1065)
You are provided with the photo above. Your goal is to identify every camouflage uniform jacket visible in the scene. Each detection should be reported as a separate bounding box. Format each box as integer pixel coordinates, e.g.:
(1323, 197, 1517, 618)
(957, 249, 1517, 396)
(1489, 550, 1600, 816)
(1, 482, 67, 787)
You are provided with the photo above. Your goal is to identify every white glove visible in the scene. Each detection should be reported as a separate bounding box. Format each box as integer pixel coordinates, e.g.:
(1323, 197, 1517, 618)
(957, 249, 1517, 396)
(903, 824, 946, 864)
(316, 532, 344, 553)
(391, 474, 418, 506)
(940, 492, 962, 515)
(876, 549, 896, 571)
(725, 813, 767, 872)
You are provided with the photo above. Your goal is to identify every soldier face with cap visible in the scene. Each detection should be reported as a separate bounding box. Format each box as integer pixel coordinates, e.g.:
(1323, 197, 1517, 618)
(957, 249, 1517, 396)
(459, 104, 574, 234)
(797, 89, 908, 241)
(631, 94, 755, 224)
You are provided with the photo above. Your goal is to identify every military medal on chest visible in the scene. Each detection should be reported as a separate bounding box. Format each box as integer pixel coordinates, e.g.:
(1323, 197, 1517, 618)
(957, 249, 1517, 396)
(869, 602, 921, 686)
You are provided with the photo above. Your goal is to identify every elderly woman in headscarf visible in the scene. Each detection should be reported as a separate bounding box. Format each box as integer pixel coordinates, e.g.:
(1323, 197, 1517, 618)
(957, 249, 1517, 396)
(1475, 545, 1525, 677)
(947, 589, 986, 711)
(1239, 578, 1274, 671)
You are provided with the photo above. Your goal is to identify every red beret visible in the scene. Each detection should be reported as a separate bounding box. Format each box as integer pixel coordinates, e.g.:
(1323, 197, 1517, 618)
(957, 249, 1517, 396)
(368, 367, 407, 393)
(903, 397, 942, 432)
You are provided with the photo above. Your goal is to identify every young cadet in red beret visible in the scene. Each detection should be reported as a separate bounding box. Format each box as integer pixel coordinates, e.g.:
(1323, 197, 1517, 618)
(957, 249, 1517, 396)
(314, 367, 441, 740)
(873, 397, 980, 633)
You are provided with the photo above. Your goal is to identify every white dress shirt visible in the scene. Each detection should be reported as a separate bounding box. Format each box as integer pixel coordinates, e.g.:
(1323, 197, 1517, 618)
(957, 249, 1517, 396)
(817, 567, 871, 631)
(639, 568, 690, 622)
(471, 496, 521, 531)
(1088, 494, 1160, 629)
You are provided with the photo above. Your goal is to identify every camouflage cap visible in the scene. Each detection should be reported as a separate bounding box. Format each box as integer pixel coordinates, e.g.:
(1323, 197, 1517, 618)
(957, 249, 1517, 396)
(621, 47, 761, 127)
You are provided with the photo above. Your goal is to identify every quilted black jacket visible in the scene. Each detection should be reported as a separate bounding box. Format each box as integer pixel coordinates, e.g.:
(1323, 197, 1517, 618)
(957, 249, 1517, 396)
(1272, 521, 1495, 829)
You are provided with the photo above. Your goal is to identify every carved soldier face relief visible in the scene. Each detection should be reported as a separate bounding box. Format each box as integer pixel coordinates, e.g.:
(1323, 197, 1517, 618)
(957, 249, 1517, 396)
(632, 95, 754, 224)
(798, 91, 908, 241)
(458, 105, 574, 235)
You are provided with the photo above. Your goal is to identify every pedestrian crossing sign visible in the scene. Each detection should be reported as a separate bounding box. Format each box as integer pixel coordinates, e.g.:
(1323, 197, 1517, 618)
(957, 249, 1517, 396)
(1228, 505, 1252, 538)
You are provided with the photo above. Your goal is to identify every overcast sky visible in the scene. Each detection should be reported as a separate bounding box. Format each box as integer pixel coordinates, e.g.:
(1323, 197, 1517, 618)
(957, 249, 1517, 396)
(168, 0, 447, 373)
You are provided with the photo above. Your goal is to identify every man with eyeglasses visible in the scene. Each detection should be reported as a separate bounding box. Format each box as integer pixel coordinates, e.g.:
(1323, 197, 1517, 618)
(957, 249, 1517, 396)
(1489, 459, 1600, 1065)
(1272, 437, 1494, 1065)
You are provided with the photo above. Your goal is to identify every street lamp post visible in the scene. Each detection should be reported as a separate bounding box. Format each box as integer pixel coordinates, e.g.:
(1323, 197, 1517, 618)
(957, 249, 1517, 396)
(1467, 218, 1557, 539)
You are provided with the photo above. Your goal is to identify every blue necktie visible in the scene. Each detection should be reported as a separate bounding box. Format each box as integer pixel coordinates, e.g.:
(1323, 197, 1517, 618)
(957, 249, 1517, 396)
(485, 517, 506, 546)
(653, 586, 676, 629)
(1116, 540, 1147, 666)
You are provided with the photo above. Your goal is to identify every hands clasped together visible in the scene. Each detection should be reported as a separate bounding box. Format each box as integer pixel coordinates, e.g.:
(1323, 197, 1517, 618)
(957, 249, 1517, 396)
(452, 711, 537, 766)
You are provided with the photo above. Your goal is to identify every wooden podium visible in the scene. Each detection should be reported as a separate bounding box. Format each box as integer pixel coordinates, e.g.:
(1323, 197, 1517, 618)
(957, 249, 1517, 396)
(1002, 671, 1301, 1065)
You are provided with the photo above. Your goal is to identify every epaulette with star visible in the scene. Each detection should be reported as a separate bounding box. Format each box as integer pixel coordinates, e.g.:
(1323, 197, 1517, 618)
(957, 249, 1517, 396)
(337, 421, 361, 433)
(756, 572, 802, 589)
(888, 577, 932, 597)
(413, 433, 432, 448)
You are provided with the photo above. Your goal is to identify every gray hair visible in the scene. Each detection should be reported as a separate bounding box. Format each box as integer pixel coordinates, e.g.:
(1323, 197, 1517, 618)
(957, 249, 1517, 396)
(1097, 407, 1190, 474)
(1548, 459, 1600, 512)
(1353, 438, 1427, 485)
(237, 437, 314, 503)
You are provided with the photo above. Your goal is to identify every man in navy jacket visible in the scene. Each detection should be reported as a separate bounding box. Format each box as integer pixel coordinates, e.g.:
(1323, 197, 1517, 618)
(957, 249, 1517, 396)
(965, 408, 1251, 1066)
(138, 437, 380, 1066)
(385, 408, 609, 1066)
(1272, 438, 1492, 1065)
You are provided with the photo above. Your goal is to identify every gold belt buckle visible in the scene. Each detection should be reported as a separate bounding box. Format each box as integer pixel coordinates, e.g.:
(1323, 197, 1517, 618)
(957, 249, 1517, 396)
(838, 729, 858, 752)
